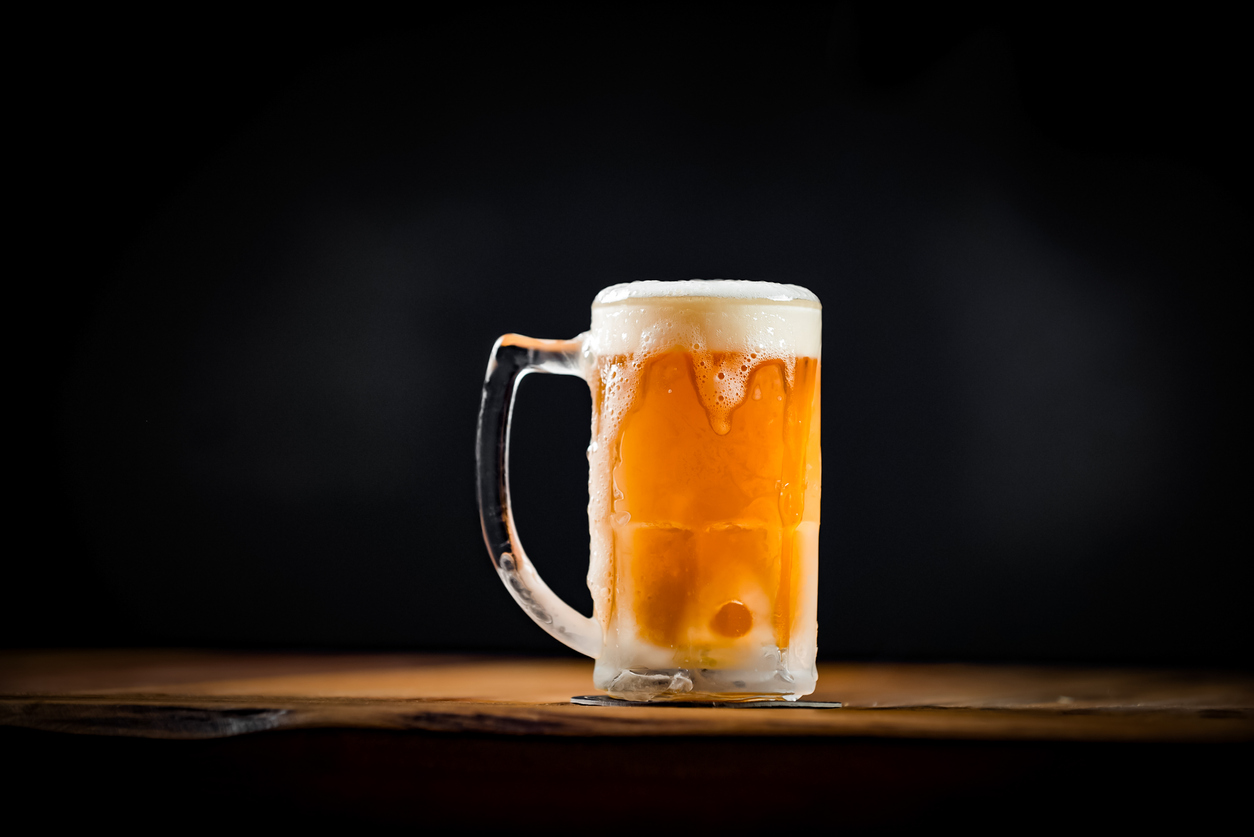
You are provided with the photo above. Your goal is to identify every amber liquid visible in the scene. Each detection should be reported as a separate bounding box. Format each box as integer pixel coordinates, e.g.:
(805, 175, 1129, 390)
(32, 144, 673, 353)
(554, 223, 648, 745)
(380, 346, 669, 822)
(599, 349, 821, 667)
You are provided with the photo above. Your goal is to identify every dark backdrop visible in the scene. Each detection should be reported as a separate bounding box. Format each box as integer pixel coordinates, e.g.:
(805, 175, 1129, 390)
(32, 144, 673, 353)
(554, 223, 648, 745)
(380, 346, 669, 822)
(15, 7, 1249, 665)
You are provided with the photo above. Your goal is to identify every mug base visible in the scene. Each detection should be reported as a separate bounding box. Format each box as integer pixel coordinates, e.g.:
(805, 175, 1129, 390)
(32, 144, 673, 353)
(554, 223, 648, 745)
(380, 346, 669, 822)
(571, 694, 841, 708)
(594, 665, 816, 703)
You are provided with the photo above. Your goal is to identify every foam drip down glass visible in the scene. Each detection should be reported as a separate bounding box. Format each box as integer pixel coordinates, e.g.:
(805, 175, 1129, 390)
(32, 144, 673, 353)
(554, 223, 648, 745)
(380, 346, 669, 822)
(477, 280, 821, 701)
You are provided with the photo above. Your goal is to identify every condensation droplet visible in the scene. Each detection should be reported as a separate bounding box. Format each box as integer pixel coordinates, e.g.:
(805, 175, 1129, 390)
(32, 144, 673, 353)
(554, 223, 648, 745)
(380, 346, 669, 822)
(753, 387, 761, 400)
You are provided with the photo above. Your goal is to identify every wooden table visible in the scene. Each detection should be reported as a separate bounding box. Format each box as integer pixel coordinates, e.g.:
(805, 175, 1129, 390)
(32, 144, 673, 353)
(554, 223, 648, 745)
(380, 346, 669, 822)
(3, 650, 1251, 827)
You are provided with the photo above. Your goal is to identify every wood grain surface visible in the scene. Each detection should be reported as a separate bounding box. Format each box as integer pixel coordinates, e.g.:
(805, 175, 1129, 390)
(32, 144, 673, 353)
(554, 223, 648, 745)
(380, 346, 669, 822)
(2, 650, 1250, 742)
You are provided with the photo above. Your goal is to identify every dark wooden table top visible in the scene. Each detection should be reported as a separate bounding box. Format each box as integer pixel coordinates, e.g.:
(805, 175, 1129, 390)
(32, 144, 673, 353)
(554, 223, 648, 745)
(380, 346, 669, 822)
(5, 650, 1251, 828)
(3, 649, 1250, 742)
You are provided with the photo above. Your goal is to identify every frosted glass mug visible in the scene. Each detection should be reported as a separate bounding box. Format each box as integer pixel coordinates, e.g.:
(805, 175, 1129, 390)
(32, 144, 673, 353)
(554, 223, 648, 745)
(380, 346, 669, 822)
(476, 280, 822, 701)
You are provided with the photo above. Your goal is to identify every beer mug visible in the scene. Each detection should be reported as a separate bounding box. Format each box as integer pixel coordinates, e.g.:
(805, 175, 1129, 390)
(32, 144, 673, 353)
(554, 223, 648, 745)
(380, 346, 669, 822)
(477, 280, 821, 701)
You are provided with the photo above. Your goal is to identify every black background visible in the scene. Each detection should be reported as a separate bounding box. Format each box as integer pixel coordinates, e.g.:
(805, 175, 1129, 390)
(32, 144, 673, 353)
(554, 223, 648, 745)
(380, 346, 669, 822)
(14, 6, 1249, 666)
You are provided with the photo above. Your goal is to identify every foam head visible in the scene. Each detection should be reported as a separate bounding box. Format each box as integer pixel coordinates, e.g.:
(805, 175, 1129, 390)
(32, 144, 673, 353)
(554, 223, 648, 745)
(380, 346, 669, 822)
(593, 279, 820, 306)
(587, 279, 822, 436)
(589, 279, 822, 358)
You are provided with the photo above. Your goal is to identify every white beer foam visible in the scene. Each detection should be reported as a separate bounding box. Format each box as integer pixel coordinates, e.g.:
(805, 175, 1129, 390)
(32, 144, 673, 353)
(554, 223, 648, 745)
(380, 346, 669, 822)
(587, 279, 821, 442)
(594, 279, 820, 305)
(589, 281, 822, 358)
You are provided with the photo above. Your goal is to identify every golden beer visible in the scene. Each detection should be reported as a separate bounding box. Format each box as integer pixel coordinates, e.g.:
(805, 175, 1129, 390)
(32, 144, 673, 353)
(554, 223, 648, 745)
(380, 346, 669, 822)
(585, 284, 821, 699)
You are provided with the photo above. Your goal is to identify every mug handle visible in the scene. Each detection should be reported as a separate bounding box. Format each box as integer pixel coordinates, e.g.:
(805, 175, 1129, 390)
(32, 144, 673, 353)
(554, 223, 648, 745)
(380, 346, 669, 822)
(476, 333, 603, 658)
